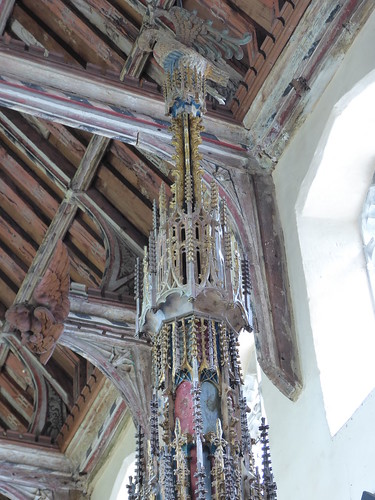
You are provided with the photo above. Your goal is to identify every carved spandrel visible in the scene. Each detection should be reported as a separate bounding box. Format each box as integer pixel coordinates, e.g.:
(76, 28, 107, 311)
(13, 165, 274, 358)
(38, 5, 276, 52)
(59, 329, 152, 434)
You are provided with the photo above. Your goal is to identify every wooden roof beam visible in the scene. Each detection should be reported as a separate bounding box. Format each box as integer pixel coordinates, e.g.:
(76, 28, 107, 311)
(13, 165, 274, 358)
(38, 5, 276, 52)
(0, 110, 71, 192)
(0, 214, 37, 267)
(10, 135, 110, 305)
(9, 4, 81, 66)
(22, 0, 125, 72)
(69, 0, 138, 56)
(5, 335, 72, 410)
(0, 372, 34, 421)
(0, 48, 251, 169)
(0, 171, 48, 244)
(70, 134, 110, 191)
(77, 190, 147, 255)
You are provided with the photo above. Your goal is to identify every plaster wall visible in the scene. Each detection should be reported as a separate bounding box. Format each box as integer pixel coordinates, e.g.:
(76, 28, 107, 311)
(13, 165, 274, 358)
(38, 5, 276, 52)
(267, 10, 375, 500)
(90, 415, 136, 500)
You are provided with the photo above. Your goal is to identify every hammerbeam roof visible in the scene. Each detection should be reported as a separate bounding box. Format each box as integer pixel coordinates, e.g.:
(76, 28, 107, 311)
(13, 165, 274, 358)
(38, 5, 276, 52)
(0, 0, 373, 496)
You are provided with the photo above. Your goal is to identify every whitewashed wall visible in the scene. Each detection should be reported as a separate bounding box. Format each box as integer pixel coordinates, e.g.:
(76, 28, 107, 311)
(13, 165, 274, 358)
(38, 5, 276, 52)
(265, 10, 375, 500)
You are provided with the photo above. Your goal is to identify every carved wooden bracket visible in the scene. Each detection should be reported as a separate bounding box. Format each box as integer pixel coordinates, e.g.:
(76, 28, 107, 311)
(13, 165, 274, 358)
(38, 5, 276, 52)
(5, 240, 70, 364)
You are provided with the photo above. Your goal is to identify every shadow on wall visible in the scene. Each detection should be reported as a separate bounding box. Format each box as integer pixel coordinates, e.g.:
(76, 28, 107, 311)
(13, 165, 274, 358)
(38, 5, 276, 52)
(362, 493, 375, 500)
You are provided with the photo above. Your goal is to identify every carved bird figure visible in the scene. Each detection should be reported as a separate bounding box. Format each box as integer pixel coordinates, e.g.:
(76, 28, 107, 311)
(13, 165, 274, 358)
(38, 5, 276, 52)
(137, 5, 251, 103)
(138, 28, 230, 87)
(5, 240, 70, 364)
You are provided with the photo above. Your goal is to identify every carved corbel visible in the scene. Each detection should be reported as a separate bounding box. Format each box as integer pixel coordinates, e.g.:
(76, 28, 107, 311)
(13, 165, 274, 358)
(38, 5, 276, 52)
(5, 240, 70, 364)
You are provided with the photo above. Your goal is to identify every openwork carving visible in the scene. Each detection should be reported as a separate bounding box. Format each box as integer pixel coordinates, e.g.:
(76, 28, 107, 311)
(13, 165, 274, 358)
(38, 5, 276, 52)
(43, 381, 67, 440)
(5, 240, 70, 364)
(131, 6, 276, 499)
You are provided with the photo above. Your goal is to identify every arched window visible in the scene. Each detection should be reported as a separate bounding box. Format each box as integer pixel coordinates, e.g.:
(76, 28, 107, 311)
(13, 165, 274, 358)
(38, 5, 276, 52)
(296, 70, 375, 435)
(362, 174, 375, 308)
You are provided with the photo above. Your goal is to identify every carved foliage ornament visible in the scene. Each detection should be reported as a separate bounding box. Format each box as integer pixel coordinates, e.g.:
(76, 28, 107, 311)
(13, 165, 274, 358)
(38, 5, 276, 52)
(5, 240, 70, 364)
(138, 5, 251, 108)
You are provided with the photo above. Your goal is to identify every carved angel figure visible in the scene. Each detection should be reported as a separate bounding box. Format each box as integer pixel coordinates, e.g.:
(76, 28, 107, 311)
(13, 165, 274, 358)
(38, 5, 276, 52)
(5, 240, 70, 364)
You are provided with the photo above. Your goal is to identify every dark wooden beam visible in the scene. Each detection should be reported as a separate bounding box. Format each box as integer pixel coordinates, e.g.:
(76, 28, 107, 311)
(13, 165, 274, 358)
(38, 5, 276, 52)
(70, 135, 110, 191)
(22, 0, 125, 72)
(252, 173, 302, 398)
(0, 170, 48, 244)
(13, 201, 75, 304)
(9, 4, 81, 66)
(226, 169, 302, 400)
(70, 0, 138, 56)
(0, 110, 70, 192)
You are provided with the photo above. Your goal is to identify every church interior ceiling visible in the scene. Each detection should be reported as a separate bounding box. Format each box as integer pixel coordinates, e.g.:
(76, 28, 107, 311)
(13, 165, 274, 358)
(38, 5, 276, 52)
(0, 0, 372, 496)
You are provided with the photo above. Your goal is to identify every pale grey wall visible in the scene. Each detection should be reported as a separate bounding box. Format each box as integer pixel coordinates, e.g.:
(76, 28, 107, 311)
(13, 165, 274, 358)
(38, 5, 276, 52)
(267, 10, 375, 500)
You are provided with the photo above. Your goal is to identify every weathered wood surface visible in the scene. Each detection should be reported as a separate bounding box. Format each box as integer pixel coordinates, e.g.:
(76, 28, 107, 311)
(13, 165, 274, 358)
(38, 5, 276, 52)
(76, 190, 147, 254)
(243, 0, 375, 168)
(10, 4, 80, 65)
(232, 0, 313, 122)
(0, 46, 251, 168)
(0, 0, 15, 34)
(60, 329, 151, 434)
(22, 0, 125, 71)
(71, 0, 138, 56)
(252, 173, 302, 398)
(70, 135, 110, 191)
(220, 168, 302, 400)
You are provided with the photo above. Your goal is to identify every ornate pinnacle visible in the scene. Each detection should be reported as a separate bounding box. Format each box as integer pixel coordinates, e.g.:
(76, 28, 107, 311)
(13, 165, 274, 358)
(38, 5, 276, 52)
(173, 418, 191, 500)
(239, 390, 252, 457)
(229, 328, 242, 385)
(260, 418, 277, 500)
(134, 425, 145, 496)
(223, 445, 236, 498)
(242, 257, 252, 296)
(126, 476, 137, 500)
(149, 232, 157, 275)
(194, 462, 208, 499)
(159, 182, 167, 225)
(211, 179, 219, 212)
(152, 199, 158, 233)
(191, 377, 203, 436)
(150, 392, 159, 457)
(161, 448, 174, 500)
